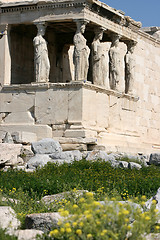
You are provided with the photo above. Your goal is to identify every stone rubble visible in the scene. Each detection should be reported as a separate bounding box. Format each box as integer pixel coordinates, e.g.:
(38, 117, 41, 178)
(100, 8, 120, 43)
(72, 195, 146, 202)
(0, 136, 151, 170)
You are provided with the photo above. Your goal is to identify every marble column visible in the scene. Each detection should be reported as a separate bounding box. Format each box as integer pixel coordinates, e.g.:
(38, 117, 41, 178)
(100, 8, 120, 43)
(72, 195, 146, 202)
(125, 40, 137, 95)
(109, 33, 124, 92)
(73, 20, 90, 81)
(0, 24, 11, 86)
(91, 26, 109, 88)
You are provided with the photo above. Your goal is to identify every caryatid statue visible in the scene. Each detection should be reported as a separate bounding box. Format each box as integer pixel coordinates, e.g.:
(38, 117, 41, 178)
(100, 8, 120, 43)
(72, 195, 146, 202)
(92, 26, 109, 87)
(125, 40, 137, 95)
(109, 33, 123, 92)
(73, 20, 90, 81)
(33, 22, 50, 83)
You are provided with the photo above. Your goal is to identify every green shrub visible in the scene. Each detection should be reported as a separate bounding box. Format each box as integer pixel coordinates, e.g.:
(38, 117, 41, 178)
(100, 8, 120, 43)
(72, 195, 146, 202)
(47, 192, 160, 240)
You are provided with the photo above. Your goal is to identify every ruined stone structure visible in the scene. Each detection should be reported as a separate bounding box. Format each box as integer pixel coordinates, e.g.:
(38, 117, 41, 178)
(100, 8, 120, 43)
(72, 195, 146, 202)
(0, 0, 160, 154)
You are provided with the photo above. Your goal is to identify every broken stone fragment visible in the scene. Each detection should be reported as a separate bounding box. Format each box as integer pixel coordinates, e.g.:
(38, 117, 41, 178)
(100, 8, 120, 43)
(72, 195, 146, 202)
(149, 153, 160, 166)
(0, 143, 23, 166)
(31, 138, 62, 154)
(0, 206, 21, 233)
(25, 212, 62, 232)
(13, 229, 44, 240)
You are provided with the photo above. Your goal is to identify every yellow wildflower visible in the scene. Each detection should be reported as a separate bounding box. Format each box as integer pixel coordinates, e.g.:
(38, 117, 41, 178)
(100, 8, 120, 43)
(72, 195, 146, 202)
(49, 229, 59, 237)
(86, 192, 93, 198)
(64, 222, 71, 228)
(100, 229, 107, 236)
(76, 229, 82, 236)
(66, 228, 72, 233)
(72, 222, 77, 227)
(87, 233, 93, 239)
(141, 195, 146, 200)
(79, 221, 84, 227)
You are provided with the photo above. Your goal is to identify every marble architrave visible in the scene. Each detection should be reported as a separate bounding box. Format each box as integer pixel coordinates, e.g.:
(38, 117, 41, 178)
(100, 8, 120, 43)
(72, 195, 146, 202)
(73, 20, 90, 81)
(33, 23, 50, 83)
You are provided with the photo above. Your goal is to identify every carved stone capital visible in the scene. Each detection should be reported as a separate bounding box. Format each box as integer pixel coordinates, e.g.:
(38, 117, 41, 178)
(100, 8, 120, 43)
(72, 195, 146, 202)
(110, 32, 121, 42)
(34, 22, 47, 36)
(74, 19, 89, 29)
(127, 40, 137, 51)
(0, 24, 9, 39)
(94, 26, 106, 34)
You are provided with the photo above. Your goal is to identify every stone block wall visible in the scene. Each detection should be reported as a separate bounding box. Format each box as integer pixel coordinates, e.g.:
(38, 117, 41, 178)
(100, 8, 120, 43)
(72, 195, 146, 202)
(0, 6, 160, 154)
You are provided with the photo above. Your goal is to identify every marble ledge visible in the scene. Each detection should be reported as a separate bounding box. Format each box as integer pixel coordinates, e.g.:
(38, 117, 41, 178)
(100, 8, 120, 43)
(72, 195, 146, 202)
(2, 81, 139, 102)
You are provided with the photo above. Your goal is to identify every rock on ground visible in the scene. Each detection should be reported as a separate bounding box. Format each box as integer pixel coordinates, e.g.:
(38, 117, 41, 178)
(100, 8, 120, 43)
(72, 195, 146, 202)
(41, 190, 88, 205)
(118, 161, 129, 168)
(0, 143, 23, 166)
(27, 154, 53, 169)
(31, 138, 62, 154)
(49, 150, 82, 163)
(14, 229, 44, 240)
(149, 153, 160, 166)
(0, 206, 21, 232)
(145, 187, 160, 212)
(86, 150, 115, 161)
(25, 212, 62, 232)
(128, 162, 142, 170)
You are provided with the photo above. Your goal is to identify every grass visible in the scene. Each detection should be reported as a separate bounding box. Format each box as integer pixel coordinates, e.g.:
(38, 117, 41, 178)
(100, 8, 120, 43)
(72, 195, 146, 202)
(0, 159, 160, 239)
(0, 159, 159, 199)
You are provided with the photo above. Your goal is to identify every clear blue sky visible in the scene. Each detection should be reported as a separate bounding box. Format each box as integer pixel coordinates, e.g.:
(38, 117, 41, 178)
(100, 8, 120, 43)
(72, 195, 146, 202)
(102, 0, 160, 27)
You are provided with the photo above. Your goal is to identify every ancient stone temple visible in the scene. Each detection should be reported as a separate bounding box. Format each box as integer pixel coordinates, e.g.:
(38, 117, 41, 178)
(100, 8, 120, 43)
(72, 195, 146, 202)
(0, 0, 160, 154)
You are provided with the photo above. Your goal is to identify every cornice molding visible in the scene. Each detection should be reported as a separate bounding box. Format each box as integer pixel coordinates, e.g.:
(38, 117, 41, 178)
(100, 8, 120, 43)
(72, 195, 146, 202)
(2, 82, 139, 102)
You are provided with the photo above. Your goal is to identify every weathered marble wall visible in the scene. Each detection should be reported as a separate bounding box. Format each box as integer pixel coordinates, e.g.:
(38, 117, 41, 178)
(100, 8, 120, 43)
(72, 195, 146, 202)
(1, 30, 160, 154)
(0, 0, 160, 153)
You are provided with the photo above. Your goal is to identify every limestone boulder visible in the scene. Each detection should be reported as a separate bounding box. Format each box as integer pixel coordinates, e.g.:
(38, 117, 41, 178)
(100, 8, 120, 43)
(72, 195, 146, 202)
(0, 206, 20, 232)
(49, 150, 82, 163)
(0, 143, 23, 166)
(41, 190, 88, 205)
(25, 212, 62, 232)
(14, 229, 44, 240)
(128, 162, 142, 170)
(27, 154, 53, 169)
(31, 138, 62, 154)
(86, 150, 114, 162)
(145, 187, 160, 212)
(149, 153, 160, 166)
(20, 146, 34, 163)
(119, 161, 129, 168)
(110, 160, 120, 168)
